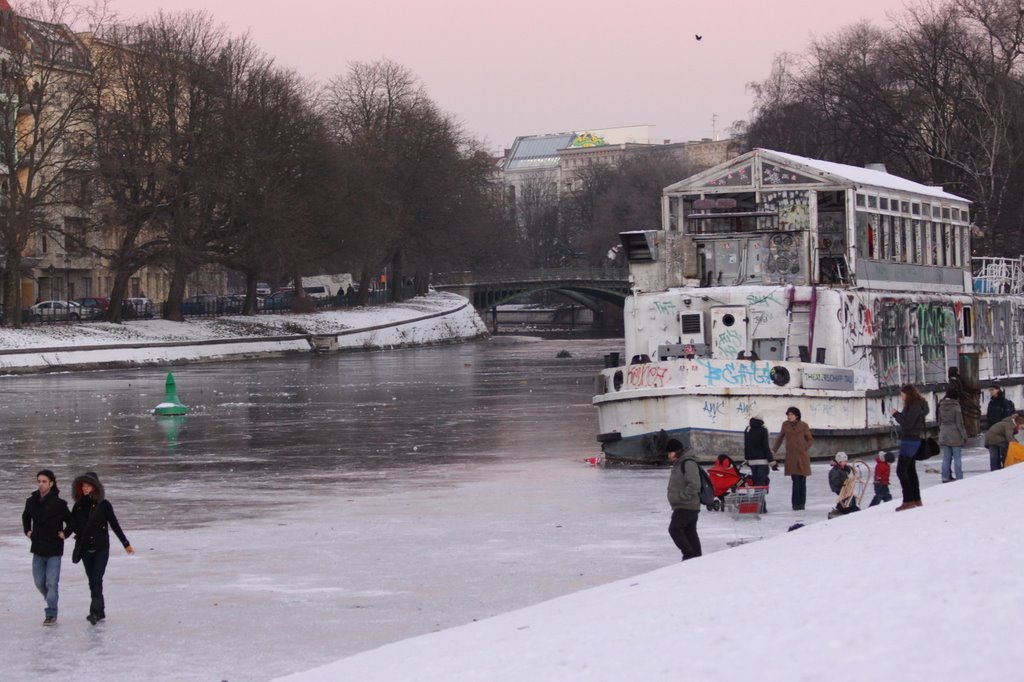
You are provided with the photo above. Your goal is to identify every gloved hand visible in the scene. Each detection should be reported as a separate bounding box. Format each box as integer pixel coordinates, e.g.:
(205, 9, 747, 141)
(771, 463, 779, 471)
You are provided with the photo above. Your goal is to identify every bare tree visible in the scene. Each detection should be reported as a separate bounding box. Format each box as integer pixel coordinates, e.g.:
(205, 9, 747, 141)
(322, 59, 490, 302)
(0, 2, 94, 326)
(746, 0, 1024, 252)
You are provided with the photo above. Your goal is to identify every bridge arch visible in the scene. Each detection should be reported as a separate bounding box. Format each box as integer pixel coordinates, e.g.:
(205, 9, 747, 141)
(432, 268, 630, 313)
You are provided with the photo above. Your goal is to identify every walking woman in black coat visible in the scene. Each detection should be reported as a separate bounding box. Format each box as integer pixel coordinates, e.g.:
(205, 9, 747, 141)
(71, 472, 134, 624)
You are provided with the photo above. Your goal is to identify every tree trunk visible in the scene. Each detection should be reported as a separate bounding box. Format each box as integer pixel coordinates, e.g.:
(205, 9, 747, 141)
(164, 259, 189, 321)
(357, 265, 372, 306)
(390, 247, 404, 303)
(3, 250, 22, 328)
(107, 271, 132, 323)
(243, 270, 259, 315)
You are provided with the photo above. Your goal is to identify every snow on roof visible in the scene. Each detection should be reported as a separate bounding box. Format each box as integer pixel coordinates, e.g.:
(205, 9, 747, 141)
(765, 149, 969, 203)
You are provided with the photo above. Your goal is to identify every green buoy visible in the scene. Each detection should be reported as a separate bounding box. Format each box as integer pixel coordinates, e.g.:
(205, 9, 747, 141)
(153, 372, 188, 416)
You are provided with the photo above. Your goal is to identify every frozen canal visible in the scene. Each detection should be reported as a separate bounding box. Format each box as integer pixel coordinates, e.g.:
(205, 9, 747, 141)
(0, 337, 989, 681)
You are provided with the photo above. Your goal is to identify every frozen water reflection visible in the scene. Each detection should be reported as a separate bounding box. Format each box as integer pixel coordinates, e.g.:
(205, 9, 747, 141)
(0, 337, 990, 681)
(1, 338, 614, 527)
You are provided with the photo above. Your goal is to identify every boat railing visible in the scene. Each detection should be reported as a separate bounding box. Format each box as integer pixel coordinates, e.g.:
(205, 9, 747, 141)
(972, 256, 1024, 294)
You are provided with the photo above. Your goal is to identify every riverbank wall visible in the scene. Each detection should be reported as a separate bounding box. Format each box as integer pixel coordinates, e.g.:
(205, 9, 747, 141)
(0, 293, 487, 374)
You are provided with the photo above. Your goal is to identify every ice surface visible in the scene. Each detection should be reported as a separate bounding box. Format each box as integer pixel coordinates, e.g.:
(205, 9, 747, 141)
(2, 337, 1005, 681)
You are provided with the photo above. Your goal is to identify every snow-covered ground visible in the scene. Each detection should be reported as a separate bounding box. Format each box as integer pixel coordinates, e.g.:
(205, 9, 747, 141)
(0, 292, 487, 371)
(281, 458, 1024, 682)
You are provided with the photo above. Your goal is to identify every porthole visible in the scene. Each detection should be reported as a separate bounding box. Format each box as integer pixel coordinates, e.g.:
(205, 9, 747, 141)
(770, 366, 790, 387)
(722, 314, 735, 327)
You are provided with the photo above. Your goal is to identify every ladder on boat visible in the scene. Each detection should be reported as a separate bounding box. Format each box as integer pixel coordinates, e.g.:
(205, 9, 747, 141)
(784, 285, 817, 362)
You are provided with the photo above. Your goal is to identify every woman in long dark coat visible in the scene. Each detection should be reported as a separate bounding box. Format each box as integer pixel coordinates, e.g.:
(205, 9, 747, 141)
(71, 472, 134, 624)
(891, 384, 929, 510)
(771, 406, 813, 511)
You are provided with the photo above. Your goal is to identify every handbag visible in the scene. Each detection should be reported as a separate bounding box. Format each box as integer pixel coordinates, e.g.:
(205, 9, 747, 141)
(914, 437, 939, 461)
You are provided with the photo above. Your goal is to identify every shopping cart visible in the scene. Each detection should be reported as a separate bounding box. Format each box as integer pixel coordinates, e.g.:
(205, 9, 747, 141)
(724, 485, 768, 516)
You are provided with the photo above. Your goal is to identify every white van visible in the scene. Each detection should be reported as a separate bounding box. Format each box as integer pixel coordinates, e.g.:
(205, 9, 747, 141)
(301, 285, 331, 300)
(297, 273, 353, 299)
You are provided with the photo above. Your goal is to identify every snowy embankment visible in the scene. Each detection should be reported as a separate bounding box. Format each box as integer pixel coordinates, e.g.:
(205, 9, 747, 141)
(0, 292, 486, 372)
(279, 464, 1024, 682)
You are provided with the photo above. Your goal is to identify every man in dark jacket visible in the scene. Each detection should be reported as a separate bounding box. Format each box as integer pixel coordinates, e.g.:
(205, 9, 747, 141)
(22, 469, 73, 625)
(986, 385, 1015, 428)
(666, 439, 702, 561)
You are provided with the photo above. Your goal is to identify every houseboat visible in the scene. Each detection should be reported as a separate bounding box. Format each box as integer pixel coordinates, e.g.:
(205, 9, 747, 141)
(593, 149, 1024, 464)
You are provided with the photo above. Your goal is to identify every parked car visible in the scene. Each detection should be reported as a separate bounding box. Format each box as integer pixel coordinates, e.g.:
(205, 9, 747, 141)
(75, 297, 109, 320)
(262, 290, 295, 311)
(30, 300, 84, 322)
(76, 296, 109, 311)
(220, 294, 246, 314)
(255, 282, 271, 297)
(122, 297, 155, 319)
(181, 294, 222, 316)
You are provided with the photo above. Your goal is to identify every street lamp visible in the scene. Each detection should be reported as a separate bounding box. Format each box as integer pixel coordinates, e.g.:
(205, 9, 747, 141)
(46, 264, 55, 302)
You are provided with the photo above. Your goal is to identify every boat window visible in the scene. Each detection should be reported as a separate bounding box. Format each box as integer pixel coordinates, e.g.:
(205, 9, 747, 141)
(901, 201, 910, 213)
(879, 197, 889, 211)
(951, 207, 960, 221)
(856, 193, 866, 207)
(930, 223, 940, 265)
(943, 207, 951, 220)
(962, 307, 973, 338)
(933, 205, 942, 218)
(912, 203, 920, 215)
(868, 195, 878, 209)
(911, 220, 921, 263)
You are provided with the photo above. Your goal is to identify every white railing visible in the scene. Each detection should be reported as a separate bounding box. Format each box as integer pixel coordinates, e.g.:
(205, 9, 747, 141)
(972, 256, 1024, 294)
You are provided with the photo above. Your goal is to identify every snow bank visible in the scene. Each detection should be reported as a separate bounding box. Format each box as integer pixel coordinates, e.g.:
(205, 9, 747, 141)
(0, 292, 486, 372)
(278, 464, 1024, 682)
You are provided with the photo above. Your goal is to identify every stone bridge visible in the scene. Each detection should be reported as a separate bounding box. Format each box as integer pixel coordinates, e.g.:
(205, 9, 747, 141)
(431, 268, 630, 313)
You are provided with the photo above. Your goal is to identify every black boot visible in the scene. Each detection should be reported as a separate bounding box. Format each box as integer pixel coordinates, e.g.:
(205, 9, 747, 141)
(87, 597, 104, 625)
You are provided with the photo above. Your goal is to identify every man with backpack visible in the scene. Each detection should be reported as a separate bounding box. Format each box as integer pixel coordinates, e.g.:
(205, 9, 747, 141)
(985, 385, 1017, 471)
(666, 439, 702, 561)
(986, 385, 1015, 427)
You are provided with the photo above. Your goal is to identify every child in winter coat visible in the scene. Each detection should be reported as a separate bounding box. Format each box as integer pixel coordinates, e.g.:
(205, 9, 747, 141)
(827, 452, 859, 517)
(868, 450, 895, 507)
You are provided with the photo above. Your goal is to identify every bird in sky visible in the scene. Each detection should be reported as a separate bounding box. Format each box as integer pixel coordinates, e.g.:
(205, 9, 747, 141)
(695, 34, 702, 41)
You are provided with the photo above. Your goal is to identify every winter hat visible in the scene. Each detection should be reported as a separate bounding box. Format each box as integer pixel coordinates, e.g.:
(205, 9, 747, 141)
(834, 452, 848, 464)
(36, 469, 56, 483)
(664, 438, 685, 454)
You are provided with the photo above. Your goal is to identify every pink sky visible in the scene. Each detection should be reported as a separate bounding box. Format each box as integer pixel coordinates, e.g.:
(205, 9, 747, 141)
(108, 0, 903, 152)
